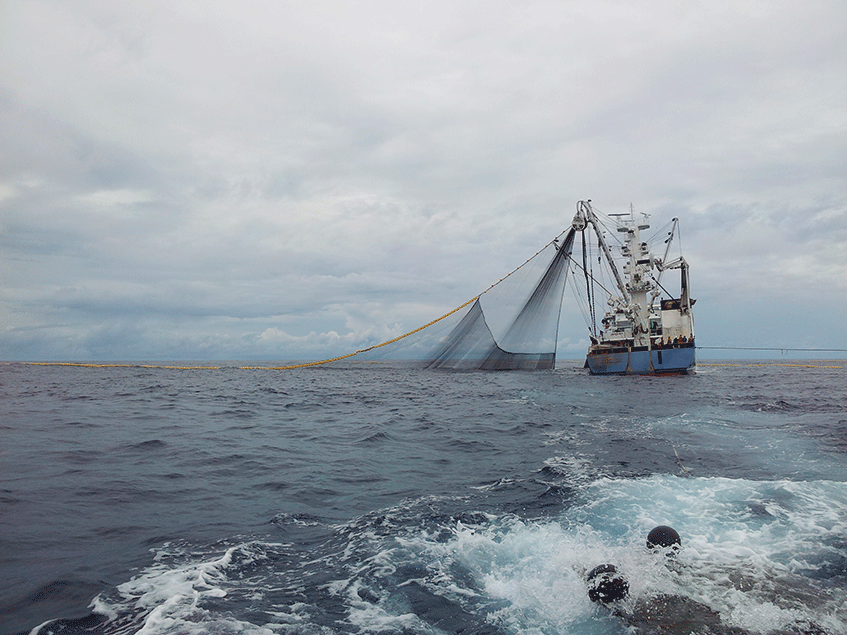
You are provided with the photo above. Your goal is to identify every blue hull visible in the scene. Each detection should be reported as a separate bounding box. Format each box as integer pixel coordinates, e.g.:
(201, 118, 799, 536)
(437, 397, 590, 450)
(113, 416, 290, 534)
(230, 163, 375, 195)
(586, 345, 695, 375)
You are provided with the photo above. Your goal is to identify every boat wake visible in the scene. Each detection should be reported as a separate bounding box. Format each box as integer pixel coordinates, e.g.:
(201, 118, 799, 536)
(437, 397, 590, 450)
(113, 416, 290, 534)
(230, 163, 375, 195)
(34, 475, 846, 635)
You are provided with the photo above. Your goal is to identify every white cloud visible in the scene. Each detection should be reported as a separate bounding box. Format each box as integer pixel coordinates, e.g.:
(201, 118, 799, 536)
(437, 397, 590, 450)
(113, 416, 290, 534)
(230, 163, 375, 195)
(1, 0, 845, 360)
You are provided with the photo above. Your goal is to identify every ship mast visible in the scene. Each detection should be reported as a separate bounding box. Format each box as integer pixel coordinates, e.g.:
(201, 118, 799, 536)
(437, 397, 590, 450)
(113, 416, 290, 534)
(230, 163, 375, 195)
(572, 200, 657, 348)
(572, 200, 629, 304)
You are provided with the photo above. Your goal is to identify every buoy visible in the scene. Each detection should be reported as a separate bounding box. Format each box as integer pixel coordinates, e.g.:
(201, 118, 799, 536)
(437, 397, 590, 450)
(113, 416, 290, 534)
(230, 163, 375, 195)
(587, 564, 629, 603)
(646, 525, 681, 555)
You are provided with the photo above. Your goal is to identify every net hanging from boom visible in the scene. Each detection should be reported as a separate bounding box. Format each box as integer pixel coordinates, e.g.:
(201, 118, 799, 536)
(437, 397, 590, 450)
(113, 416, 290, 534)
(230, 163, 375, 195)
(426, 228, 575, 369)
(342, 227, 576, 370)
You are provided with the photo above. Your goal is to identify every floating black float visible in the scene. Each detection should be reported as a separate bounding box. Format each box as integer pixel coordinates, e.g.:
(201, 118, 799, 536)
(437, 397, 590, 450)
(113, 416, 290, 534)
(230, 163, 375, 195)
(646, 525, 681, 555)
(586, 564, 629, 603)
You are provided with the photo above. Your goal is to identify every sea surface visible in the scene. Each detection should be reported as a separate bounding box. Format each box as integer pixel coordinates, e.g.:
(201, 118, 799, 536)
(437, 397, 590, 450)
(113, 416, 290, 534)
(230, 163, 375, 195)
(1, 360, 845, 635)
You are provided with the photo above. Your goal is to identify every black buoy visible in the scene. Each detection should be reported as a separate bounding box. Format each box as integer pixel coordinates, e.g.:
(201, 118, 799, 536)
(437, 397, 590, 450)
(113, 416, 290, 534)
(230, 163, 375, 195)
(646, 525, 681, 555)
(587, 564, 629, 603)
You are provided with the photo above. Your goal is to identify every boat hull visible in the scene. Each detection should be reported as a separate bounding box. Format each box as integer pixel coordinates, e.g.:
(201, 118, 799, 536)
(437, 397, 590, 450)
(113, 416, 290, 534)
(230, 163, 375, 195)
(586, 343, 695, 375)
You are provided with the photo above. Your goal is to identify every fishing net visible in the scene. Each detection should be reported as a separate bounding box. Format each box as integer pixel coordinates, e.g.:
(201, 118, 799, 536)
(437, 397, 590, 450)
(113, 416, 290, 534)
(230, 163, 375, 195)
(308, 227, 576, 371)
(426, 228, 575, 370)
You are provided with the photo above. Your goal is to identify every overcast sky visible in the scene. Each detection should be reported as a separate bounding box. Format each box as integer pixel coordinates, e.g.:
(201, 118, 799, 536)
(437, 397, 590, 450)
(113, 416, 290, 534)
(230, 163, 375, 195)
(1, 0, 845, 362)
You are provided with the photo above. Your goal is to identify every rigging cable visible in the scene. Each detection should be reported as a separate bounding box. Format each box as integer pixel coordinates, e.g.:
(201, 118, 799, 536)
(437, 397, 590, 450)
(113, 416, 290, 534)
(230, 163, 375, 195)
(245, 228, 573, 370)
(588, 229, 598, 337)
(566, 261, 594, 337)
(581, 230, 597, 337)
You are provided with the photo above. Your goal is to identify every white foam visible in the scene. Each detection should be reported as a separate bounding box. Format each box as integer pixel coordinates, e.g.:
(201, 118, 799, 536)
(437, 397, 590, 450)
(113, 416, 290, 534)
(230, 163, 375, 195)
(93, 541, 290, 635)
(81, 478, 845, 634)
(28, 620, 54, 635)
(342, 578, 435, 634)
(441, 475, 847, 634)
(89, 594, 119, 621)
(444, 517, 631, 634)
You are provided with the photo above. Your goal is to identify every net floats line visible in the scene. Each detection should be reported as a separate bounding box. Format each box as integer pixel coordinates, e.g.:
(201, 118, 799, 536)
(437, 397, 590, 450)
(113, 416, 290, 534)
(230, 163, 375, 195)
(19, 232, 571, 372)
(700, 363, 842, 369)
(245, 230, 570, 371)
(697, 346, 847, 352)
(23, 362, 221, 369)
(243, 295, 481, 370)
(15, 232, 572, 373)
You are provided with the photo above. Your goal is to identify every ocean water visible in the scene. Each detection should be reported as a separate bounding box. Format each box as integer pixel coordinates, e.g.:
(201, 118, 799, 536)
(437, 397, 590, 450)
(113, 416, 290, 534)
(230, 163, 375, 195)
(1, 360, 845, 635)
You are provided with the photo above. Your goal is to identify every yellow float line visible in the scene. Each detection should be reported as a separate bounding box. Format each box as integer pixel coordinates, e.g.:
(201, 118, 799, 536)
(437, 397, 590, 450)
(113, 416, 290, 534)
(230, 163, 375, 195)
(700, 363, 842, 369)
(24, 362, 220, 369)
(19, 232, 571, 373)
(243, 230, 572, 370)
(243, 296, 481, 370)
(19, 361, 842, 371)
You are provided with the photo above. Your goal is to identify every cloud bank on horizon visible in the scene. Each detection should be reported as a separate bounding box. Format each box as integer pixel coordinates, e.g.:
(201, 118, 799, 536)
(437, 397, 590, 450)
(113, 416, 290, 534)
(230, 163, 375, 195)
(1, 0, 845, 361)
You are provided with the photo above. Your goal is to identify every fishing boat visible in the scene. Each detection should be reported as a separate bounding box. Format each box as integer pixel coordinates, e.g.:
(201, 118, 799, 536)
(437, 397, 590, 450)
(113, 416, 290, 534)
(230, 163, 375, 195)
(571, 200, 695, 375)
(295, 199, 695, 374)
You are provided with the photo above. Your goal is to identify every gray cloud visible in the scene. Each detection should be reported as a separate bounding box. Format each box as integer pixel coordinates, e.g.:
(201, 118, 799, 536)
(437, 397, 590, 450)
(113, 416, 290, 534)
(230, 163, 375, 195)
(1, 0, 845, 361)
